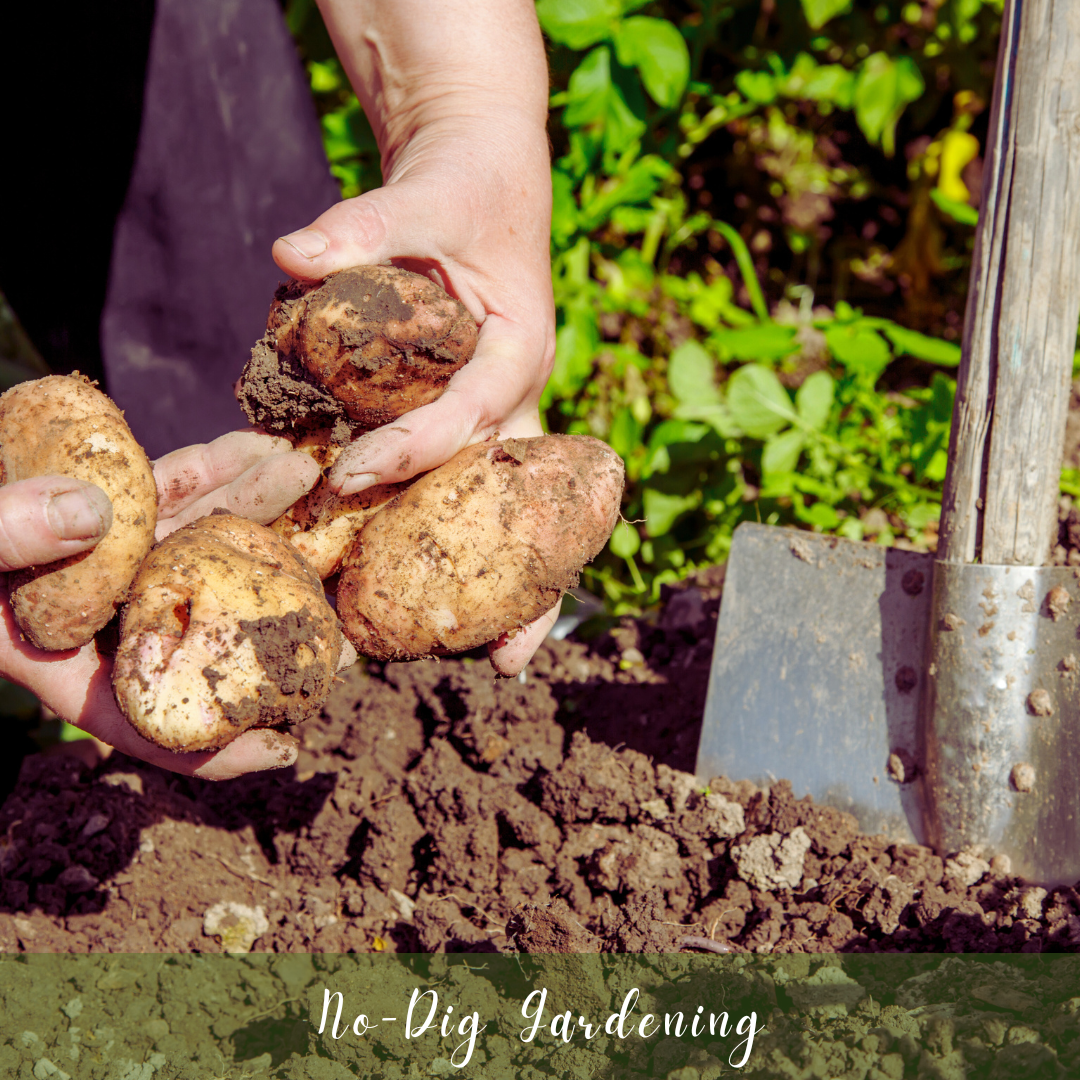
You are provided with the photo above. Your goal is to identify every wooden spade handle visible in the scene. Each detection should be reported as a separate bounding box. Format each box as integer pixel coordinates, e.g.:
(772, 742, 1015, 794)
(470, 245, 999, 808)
(938, 0, 1080, 566)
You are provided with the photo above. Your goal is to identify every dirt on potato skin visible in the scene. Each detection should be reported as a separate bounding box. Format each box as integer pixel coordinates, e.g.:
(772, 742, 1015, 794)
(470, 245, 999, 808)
(337, 435, 625, 661)
(1, 570, 1078, 957)
(237, 266, 478, 438)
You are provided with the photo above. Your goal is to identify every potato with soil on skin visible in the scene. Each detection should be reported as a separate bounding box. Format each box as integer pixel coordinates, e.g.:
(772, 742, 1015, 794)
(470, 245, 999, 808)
(0, 374, 157, 650)
(336, 435, 625, 661)
(266, 429, 407, 579)
(112, 512, 343, 752)
(237, 264, 479, 437)
(237, 264, 479, 576)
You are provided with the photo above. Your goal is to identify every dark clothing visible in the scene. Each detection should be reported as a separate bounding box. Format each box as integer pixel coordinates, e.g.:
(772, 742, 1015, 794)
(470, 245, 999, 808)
(3, 0, 339, 456)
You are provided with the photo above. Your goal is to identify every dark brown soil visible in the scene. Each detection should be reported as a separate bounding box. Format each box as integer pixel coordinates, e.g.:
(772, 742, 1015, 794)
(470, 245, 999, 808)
(3, 569, 1079, 956)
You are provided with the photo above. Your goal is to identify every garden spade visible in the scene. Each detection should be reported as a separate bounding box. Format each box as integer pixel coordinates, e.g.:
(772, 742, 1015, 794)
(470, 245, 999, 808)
(696, 0, 1080, 885)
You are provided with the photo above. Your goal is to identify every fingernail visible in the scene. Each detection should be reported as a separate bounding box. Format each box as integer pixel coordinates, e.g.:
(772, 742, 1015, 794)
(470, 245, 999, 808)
(48, 486, 113, 541)
(278, 229, 328, 259)
(340, 472, 381, 495)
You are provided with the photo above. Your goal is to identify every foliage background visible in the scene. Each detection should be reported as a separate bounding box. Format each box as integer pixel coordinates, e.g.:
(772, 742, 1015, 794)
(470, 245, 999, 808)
(279, 2, 1074, 613)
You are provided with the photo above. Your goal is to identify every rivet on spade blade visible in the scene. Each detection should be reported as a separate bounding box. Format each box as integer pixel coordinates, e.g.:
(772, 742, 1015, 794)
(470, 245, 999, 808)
(1010, 762, 1036, 793)
(901, 569, 925, 596)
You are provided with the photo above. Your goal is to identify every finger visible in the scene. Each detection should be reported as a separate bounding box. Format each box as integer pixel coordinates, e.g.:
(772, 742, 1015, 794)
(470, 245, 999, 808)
(0, 477, 112, 570)
(488, 603, 561, 678)
(155, 451, 321, 540)
(273, 180, 470, 284)
(328, 317, 545, 495)
(154, 430, 296, 518)
(0, 594, 299, 780)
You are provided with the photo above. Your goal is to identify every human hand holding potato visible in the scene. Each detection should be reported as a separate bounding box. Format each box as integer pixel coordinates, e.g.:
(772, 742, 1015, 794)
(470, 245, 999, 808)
(271, 0, 559, 676)
(0, 406, 314, 779)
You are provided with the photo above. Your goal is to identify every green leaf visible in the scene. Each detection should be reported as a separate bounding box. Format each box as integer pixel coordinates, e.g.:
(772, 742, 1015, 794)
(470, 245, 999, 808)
(667, 341, 720, 406)
(930, 188, 980, 226)
(711, 324, 798, 361)
(536, 0, 620, 49)
(609, 519, 641, 558)
(580, 155, 671, 231)
(551, 169, 579, 246)
(762, 429, 806, 475)
(727, 364, 795, 438)
(800, 0, 852, 30)
(544, 302, 599, 404)
(564, 47, 647, 152)
(825, 324, 892, 379)
(795, 370, 835, 430)
(853, 54, 925, 157)
(882, 324, 962, 366)
(643, 487, 698, 536)
(613, 17, 690, 108)
(711, 222, 769, 320)
(646, 419, 710, 454)
(734, 70, 777, 104)
(798, 501, 841, 529)
(608, 407, 643, 460)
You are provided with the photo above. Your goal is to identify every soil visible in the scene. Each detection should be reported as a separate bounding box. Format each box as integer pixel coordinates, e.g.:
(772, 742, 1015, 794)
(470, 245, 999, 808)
(237, 266, 477, 438)
(2, 564, 1079, 960)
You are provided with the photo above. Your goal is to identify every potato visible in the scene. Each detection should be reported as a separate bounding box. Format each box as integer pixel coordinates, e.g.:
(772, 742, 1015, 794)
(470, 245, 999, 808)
(112, 512, 342, 752)
(266, 431, 406, 579)
(336, 435, 625, 661)
(237, 265, 478, 437)
(0, 374, 156, 650)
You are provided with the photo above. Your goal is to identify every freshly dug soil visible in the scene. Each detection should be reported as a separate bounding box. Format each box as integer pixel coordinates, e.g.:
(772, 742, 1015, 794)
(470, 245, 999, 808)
(1, 570, 1078, 956)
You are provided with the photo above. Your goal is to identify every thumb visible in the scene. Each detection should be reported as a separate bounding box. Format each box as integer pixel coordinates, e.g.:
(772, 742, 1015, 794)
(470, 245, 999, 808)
(0, 477, 113, 571)
(273, 180, 460, 282)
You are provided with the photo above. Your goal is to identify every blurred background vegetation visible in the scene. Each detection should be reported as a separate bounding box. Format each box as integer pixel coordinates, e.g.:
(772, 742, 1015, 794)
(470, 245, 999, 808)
(286, 0, 1055, 617)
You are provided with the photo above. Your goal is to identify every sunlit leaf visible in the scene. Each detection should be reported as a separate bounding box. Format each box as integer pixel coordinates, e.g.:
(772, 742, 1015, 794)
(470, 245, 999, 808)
(536, 0, 620, 49)
(795, 370, 835, 430)
(798, 500, 841, 528)
(667, 341, 720, 405)
(609, 519, 641, 558)
(762, 429, 805, 475)
(614, 16, 690, 107)
(882, 324, 962, 366)
(608, 407, 643, 460)
(930, 188, 979, 226)
(711, 324, 798, 361)
(727, 364, 795, 438)
(800, 0, 852, 30)
(734, 70, 777, 104)
(825, 324, 892, 379)
(853, 53, 924, 157)
(643, 487, 698, 536)
(564, 47, 648, 153)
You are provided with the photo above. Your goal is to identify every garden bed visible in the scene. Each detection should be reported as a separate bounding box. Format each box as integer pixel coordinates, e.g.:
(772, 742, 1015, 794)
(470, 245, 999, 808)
(1, 566, 1078, 958)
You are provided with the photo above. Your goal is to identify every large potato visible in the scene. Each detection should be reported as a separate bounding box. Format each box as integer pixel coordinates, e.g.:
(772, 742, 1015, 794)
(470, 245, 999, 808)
(0, 374, 156, 650)
(336, 435, 625, 661)
(237, 265, 478, 436)
(113, 512, 342, 752)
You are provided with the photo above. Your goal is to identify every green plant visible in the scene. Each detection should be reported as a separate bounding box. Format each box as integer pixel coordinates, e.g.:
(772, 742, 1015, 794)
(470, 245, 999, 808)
(291, 1, 1078, 616)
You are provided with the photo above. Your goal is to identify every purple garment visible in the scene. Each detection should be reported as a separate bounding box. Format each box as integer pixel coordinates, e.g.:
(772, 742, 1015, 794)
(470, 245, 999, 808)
(102, 0, 341, 456)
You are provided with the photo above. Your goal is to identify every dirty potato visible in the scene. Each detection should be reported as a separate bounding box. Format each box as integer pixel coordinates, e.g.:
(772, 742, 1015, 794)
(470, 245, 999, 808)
(112, 512, 342, 752)
(237, 264, 478, 436)
(0, 374, 156, 650)
(336, 435, 625, 661)
(266, 431, 406, 579)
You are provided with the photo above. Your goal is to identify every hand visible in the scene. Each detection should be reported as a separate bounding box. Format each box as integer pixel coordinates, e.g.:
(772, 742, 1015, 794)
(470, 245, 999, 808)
(153, 428, 321, 540)
(0, 432, 326, 779)
(272, 0, 559, 675)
